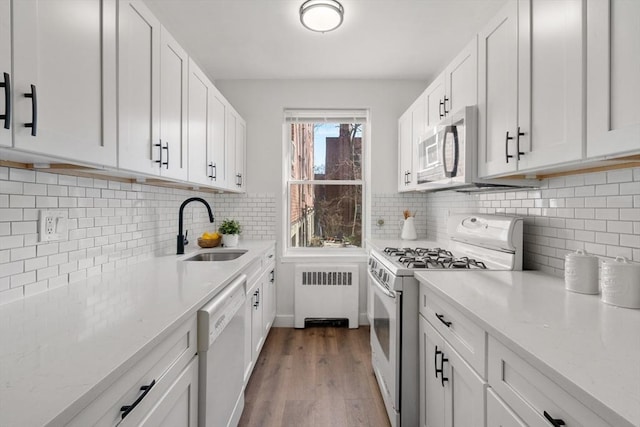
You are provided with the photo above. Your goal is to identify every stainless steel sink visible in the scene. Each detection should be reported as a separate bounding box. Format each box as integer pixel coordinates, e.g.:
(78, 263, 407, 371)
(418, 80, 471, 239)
(183, 250, 248, 262)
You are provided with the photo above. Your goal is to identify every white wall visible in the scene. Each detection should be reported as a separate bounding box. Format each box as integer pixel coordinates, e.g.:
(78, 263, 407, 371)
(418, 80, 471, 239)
(215, 79, 426, 325)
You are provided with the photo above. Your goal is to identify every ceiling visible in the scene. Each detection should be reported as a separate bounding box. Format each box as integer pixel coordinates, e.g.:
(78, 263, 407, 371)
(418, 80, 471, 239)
(145, 0, 507, 82)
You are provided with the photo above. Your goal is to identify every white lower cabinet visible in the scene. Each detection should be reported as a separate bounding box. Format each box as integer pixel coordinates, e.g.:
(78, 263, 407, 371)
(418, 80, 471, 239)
(488, 336, 613, 427)
(487, 388, 526, 427)
(68, 316, 197, 426)
(419, 315, 485, 427)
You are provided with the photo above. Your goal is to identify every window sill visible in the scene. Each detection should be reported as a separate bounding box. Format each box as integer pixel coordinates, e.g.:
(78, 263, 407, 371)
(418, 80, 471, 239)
(281, 248, 368, 264)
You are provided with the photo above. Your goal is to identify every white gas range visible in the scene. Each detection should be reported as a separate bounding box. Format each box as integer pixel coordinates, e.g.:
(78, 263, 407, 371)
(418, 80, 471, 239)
(367, 214, 523, 427)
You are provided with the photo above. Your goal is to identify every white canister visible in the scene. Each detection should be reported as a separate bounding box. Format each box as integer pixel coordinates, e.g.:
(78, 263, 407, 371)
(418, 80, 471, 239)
(564, 249, 599, 294)
(400, 217, 417, 240)
(601, 256, 640, 309)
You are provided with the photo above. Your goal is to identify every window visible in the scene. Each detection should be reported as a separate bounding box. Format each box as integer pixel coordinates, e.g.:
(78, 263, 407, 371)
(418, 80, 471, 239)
(284, 109, 367, 251)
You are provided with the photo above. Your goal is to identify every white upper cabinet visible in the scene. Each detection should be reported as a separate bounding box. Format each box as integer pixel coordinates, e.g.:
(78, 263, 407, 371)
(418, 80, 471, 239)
(425, 74, 446, 129)
(210, 89, 227, 188)
(398, 108, 414, 191)
(587, 0, 640, 158)
(159, 29, 189, 181)
(444, 37, 478, 116)
(187, 60, 211, 186)
(118, 0, 161, 175)
(478, 0, 585, 178)
(226, 107, 246, 192)
(0, 0, 10, 148)
(11, 0, 117, 166)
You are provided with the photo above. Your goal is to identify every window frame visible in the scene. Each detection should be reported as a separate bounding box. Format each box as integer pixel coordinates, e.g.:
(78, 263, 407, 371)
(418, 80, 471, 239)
(282, 109, 370, 259)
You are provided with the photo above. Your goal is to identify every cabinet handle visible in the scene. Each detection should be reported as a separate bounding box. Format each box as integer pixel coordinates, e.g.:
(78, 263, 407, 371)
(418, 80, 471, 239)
(0, 72, 10, 130)
(505, 131, 514, 163)
(24, 84, 37, 136)
(440, 356, 449, 387)
(443, 96, 450, 116)
(253, 288, 260, 308)
(236, 173, 243, 187)
(435, 313, 452, 327)
(434, 346, 442, 378)
(543, 411, 566, 426)
(120, 379, 156, 419)
(406, 171, 411, 185)
(154, 141, 163, 167)
(162, 142, 169, 169)
(269, 270, 275, 283)
(208, 162, 217, 180)
(516, 127, 525, 160)
(439, 99, 445, 119)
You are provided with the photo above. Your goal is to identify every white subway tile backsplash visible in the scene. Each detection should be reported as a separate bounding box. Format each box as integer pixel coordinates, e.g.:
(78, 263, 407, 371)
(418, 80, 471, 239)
(423, 167, 640, 277)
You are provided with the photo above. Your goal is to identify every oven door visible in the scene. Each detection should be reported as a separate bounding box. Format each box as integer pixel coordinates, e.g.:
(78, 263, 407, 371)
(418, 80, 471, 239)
(367, 268, 400, 426)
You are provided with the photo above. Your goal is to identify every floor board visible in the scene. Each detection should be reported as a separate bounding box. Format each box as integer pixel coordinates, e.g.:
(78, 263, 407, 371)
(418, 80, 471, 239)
(238, 326, 391, 427)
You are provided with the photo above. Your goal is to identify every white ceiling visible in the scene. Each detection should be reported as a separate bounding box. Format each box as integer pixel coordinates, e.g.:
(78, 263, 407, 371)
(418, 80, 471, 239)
(145, 0, 507, 82)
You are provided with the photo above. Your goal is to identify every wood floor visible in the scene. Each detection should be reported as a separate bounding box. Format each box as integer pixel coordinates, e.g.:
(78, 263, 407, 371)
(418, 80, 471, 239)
(238, 326, 391, 427)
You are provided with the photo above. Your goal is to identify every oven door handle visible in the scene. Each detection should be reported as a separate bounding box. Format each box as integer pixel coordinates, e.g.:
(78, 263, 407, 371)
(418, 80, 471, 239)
(367, 269, 396, 299)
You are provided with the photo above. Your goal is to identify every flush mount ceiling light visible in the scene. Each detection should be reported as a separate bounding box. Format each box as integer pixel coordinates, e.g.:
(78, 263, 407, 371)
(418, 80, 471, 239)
(299, 0, 344, 33)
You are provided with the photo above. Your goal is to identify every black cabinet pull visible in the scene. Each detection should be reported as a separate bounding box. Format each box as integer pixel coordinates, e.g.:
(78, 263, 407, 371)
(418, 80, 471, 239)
(120, 379, 156, 419)
(434, 346, 442, 378)
(236, 173, 242, 187)
(208, 162, 217, 180)
(270, 270, 275, 283)
(516, 127, 525, 160)
(443, 96, 450, 116)
(436, 313, 452, 327)
(154, 142, 163, 167)
(24, 84, 37, 136)
(543, 411, 566, 426)
(439, 99, 445, 119)
(0, 72, 10, 130)
(505, 131, 514, 163)
(440, 356, 449, 387)
(162, 142, 169, 169)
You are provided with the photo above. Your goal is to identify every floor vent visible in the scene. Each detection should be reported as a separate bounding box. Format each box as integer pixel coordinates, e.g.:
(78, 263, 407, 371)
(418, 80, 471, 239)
(294, 264, 359, 329)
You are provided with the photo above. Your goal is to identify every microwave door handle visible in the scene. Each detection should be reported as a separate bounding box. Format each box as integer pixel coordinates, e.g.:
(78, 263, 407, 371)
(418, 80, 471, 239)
(442, 125, 459, 178)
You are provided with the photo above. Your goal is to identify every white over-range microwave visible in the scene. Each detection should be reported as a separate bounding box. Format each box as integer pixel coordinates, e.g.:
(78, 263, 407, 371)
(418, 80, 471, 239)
(415, 106, 538, 192)
(416, 106, 476, 191)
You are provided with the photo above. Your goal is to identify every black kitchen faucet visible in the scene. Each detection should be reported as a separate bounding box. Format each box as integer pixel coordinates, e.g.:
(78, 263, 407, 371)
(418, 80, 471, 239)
(177, 197, 214, 254)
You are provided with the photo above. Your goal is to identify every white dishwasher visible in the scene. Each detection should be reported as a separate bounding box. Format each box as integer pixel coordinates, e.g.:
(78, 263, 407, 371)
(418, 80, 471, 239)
(198, 274, 247, 427)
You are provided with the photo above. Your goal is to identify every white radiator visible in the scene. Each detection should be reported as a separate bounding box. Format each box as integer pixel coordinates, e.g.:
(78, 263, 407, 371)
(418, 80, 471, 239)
(294, 264, 359, 328)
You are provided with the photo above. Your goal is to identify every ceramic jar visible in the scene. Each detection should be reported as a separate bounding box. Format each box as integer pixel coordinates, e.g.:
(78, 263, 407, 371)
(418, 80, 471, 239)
(400, 217, 417, 240)
(222, 234, 239, 248)
(564, 249, 599, 294)
(601, 256, 640, 309)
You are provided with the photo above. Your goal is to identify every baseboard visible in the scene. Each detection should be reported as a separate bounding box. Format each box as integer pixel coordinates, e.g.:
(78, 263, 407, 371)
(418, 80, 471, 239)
(274, 313, 370, 328)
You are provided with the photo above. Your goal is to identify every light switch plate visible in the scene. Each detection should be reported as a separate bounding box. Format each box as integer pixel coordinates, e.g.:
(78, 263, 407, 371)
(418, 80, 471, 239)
(38, 210, 68, 242)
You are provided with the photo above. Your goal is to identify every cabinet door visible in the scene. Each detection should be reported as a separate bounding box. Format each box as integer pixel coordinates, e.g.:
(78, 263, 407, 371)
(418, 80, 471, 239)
(487, 388, 527, 427)
(210, 88, 227, 187)
(118, 0, 161, 175)
(122, 357, 198, 427)
(419, 316, 446, 427)
(262, 266, 276, 336)
(445, 37, 477, 115)
(398, 110, 413, 191)
(243, 288, 254, 384)
(251, 281, 264, 361)
(517, 0, 585, 171)
(12, 0, 117, 166)
(443, 341, 486, 427)
(0, 0, 10, 148)
(587, 0, 640, 158)
(235, 117, 246, 190)
(187, 59, 211, 186)
(225, 109, 237, 188)
(478, 0, 519, 177)
(425, 74, 446, 129)
(159, 28, 189, 181)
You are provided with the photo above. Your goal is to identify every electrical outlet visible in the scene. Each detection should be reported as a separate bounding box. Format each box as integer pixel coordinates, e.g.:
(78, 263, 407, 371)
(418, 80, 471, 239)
(38, 210, 68, 242)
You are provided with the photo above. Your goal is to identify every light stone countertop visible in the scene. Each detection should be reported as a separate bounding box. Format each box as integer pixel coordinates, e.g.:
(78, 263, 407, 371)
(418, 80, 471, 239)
(0, 240, 275, 427)
(415, 270, 640, 427)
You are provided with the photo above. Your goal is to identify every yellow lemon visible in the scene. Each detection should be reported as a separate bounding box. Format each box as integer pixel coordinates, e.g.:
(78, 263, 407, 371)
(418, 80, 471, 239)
(202, 232, 213, 239)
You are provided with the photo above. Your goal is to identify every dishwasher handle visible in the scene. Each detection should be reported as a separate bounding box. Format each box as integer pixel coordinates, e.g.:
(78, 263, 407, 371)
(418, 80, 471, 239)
(199, 273, 247, 316)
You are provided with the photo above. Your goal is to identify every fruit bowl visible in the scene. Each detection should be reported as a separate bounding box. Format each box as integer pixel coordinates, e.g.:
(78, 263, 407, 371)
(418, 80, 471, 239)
(197, 236, 221, 248)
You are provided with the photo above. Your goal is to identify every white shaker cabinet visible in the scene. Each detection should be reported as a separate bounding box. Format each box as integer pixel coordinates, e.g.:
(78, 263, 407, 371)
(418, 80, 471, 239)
(118, 1, 189, 180)
(0, 0, 10, 148)
(487, 388, 527, 427)
(158, 29, 189, 181)
(226, 108, 246, 191)
(11, 0, 117, 166)
(478, 0, 584, 177)
(187, 60, 228, 188)
(443, 37, 477, 117)
(587, 0, 640, 158)
(398, 94, 424, 192)
(419, 316, 485, 427)
(118, 0, 161, 175)
(424, 74, 446, 130)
